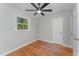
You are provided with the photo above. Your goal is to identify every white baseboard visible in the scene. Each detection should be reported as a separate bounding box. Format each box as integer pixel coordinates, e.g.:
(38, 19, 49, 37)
(37, 39, 73, 48)
(62, 44, 73, 48)
(1, 40, 37, 56)
(37, 39, 53, 43)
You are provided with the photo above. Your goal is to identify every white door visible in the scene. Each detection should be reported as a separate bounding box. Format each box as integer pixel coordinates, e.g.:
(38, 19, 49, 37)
(52, 17, 63, 44)
(69, 16, 74, 47)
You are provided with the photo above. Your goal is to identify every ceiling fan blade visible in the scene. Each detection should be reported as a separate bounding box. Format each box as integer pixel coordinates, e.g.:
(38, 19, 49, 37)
(34, 12, 38, 15)
(26, 10, 37, 11)
(42, 9, 52, 12)
(38, 3, 41, 6)
(31, 3, 38, 10)
(40, 3, 50, 10)
(38, 3, 41, 9)
(41, 12, 45, 16)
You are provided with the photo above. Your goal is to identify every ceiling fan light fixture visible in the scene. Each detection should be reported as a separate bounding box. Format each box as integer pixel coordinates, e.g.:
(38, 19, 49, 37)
(37, 10, 41, 13)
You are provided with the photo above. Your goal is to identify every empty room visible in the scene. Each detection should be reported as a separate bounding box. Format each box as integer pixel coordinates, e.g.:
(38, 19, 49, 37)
(0, 3, 79, 56)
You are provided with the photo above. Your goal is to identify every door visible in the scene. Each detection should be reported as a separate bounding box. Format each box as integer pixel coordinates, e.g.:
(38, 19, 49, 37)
(69, 16, 74, 47)
(52, 17, 63, 44)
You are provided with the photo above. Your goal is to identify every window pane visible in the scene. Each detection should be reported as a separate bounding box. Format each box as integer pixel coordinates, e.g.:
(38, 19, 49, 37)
(17, 24, 23, 30)
(24, 25, 28, 29)
(17, 17, 28, 23)
(17, 16, 29, 30)
(17, 24, 28, 30)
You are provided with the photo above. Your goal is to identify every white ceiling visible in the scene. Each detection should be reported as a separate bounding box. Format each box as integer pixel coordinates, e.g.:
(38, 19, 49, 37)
(8, 3, 75, 16)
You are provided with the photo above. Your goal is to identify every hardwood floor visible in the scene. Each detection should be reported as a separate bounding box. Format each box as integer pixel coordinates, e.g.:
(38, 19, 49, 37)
(7, 40, 73, 56)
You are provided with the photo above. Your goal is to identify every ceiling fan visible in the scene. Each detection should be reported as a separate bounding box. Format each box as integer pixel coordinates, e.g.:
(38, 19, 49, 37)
(26, 3, 52, 16)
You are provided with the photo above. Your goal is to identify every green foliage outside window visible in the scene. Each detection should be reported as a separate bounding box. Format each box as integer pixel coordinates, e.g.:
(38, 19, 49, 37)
(17, 16, 28, 30)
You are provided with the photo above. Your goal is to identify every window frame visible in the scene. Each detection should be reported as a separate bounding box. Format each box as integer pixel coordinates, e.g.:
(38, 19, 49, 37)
(15, 15, 30, 31)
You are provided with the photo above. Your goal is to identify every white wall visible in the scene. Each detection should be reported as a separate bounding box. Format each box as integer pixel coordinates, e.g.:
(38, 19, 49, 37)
(0, 4, 37, 55)
(73, 4, 79, 56)
(76, 3, 79, 56)
(37, 15, 53, 42)
(38, 11, 73, 47)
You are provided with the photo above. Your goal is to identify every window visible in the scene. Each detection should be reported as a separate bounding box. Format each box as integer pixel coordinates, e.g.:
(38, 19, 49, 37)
(17, 16, 30, 30)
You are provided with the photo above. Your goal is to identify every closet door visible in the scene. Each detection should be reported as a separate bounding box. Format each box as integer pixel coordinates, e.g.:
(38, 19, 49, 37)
(52, 17, 63, 44)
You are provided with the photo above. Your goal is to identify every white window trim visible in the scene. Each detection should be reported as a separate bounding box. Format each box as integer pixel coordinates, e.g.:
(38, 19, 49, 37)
(15, 14, 30, 31)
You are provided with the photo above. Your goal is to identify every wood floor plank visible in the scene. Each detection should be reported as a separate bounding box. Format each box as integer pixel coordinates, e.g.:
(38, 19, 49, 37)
(7, 40, 73, 56)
